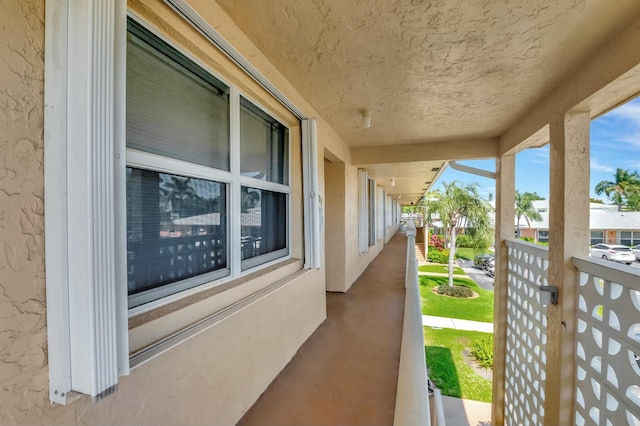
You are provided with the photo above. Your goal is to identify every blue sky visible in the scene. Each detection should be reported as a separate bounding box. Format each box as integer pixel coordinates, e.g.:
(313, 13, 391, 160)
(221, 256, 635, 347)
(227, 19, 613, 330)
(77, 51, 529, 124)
(433, 97, 640, 201)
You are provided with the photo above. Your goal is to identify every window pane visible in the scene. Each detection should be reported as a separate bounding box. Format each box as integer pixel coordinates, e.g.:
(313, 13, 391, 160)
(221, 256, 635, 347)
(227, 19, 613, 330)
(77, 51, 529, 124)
(240, 187, 287, 262)
(240, 97, 288, 184)
(590, 231, 604, 245)
(127, 23, 230, 171)
(127, 168, 227, 299)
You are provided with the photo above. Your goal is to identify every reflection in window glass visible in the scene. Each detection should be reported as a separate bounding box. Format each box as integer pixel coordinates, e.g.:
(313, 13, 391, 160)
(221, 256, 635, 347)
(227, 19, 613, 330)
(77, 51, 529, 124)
(240, 97, 288, 184)
(126, 168, 227, 299)
(240, 187, 287, 262)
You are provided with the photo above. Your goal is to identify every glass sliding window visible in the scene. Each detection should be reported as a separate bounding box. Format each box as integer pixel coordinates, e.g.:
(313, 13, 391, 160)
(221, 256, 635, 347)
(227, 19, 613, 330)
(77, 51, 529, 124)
(621, 231, 631, 246)
(127, 20, 231, 171)
(240, 97, 289, 184)
(240, 187, 288, 270)
(125, 19, 232, 308)
(127, 168, 227, 307)
(620, 231, 639, 246)
(538, 230, 549, 243)
(590, 231, 604, 246)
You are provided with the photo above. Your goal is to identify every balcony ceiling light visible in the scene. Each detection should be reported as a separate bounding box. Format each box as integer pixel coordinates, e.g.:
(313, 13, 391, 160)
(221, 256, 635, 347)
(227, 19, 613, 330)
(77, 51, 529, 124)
(361, 110, 371, 129)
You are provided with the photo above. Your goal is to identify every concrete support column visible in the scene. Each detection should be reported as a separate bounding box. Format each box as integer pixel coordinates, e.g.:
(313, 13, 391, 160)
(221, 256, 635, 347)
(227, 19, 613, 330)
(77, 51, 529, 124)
(545, 111, 590, 425)
(492, 154, 515, 426)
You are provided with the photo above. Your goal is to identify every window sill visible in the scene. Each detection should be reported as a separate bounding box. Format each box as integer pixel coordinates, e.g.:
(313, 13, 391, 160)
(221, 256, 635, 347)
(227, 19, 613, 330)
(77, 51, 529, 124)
(128, 257, 303, 357)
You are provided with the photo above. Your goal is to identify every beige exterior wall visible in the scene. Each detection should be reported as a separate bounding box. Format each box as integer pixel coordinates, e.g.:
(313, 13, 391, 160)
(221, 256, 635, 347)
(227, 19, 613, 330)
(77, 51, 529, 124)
(0, 0, 393, 423)
(0, 0, 48, 422)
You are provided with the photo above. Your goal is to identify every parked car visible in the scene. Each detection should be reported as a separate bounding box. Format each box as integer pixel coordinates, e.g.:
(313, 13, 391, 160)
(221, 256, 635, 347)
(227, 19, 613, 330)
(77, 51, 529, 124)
(633, 245, 640, 261)
(589, 244, 635, 265)
(474, 254, 494, 269)
(486, 259, 495, 277)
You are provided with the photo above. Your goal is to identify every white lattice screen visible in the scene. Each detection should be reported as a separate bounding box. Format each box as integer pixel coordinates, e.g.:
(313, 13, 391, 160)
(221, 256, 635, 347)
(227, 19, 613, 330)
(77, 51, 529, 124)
(505, 240, 550, 426)
(573, 257, 640, 426)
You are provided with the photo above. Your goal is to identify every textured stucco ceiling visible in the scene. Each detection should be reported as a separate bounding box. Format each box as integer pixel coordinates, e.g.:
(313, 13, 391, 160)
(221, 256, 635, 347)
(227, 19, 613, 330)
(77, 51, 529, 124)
(216, 0, 640, 148)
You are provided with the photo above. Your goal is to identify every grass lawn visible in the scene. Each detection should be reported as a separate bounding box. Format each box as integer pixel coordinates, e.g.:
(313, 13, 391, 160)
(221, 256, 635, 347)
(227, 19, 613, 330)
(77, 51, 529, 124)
(455, 247, 492, 260)
(420, 276, 494, 322)
(418, 264, 465, 275)
(425, 327, 493, 402)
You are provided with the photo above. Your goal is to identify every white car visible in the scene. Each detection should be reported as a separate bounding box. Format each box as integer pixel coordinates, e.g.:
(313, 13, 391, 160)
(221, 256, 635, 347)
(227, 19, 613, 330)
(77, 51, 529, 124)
(589, 244, 635, 265)
(486, 259, 495, 277)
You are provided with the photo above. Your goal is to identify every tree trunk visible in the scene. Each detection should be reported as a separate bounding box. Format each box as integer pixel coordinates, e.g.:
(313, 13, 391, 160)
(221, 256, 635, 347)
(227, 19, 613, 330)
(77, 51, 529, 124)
(448, 226, 456, 287)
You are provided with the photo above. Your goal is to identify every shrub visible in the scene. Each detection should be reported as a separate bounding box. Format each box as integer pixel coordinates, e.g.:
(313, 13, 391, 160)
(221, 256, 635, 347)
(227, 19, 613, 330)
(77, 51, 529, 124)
(429, 234, 445, 250)
(520, 236, 535, 243)
(471, 335, 494, 368)
(428, 249, 450, 264)
(435, 284, 473, 298)
(456, 234, 473, 248)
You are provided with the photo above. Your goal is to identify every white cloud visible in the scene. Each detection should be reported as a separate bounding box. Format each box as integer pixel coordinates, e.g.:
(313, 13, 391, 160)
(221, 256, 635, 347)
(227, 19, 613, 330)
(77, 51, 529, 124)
(590, 158, 614, 173)
(604, 102, 640, 127)
(617, 134, 640, 147)
(525, 146, 550, 165)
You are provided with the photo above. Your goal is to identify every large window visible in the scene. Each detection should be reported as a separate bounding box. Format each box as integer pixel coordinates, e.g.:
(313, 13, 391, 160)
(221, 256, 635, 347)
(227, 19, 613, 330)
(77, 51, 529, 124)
(126, 19, 290, 308)
(620, 231, 640, 246)
(538, 230, 549, 243)
(590, 230, 604, 245)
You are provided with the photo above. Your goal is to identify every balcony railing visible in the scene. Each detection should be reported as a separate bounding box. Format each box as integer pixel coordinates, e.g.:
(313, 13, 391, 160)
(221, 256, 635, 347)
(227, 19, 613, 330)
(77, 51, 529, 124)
(572, 256, 640, 425)
(394, 222, 434, 425)
(505, 239, 640, 424)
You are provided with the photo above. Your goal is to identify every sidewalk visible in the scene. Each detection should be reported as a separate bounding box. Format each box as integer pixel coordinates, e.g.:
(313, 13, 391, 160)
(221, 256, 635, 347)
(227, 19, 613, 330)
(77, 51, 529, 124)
(422, 315, 494, 333)
(441, 396, 492, 426)
(424, 315, 494, 425)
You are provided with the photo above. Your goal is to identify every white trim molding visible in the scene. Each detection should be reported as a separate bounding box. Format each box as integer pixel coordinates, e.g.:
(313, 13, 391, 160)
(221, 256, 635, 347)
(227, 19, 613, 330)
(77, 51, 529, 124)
(44, 0, 129, 405)
(302, 118, 321, 269)
(358, 169, 369, 254)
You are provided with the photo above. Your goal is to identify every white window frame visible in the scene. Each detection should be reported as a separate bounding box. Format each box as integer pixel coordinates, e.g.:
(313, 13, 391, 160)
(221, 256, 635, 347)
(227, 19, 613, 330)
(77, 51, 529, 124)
(236, 94, 292, 272)
(44, 0, 319, 404)
(124, 150, 233, 309)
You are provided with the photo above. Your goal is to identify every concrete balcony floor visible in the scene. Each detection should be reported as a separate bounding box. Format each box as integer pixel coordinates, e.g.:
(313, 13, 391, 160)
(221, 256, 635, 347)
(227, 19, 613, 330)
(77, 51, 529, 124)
(238, 233, 407, 426)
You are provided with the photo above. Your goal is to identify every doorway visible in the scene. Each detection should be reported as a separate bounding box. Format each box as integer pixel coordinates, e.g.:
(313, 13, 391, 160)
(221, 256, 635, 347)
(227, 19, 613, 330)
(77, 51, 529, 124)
(324, 151, 347, 292)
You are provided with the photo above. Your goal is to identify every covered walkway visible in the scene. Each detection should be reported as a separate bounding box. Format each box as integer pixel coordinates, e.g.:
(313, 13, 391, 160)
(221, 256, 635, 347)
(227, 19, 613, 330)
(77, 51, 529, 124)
(238, 233, 408, 425)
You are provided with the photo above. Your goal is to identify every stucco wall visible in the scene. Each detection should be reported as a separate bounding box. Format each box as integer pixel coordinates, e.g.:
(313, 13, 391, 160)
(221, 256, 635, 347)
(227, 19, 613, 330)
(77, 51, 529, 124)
(0, 0, 48, 422)
(0, 0, 390, 424)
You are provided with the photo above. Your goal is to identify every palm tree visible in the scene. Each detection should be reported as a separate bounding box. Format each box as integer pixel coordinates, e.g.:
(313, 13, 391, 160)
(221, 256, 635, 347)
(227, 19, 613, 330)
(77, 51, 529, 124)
(594, 168, 640, 212)
(515, 191, 543, 238)
(423, 181, 493, 287)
